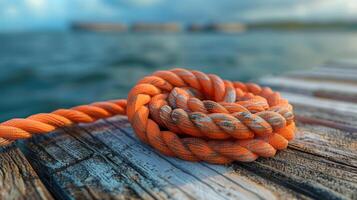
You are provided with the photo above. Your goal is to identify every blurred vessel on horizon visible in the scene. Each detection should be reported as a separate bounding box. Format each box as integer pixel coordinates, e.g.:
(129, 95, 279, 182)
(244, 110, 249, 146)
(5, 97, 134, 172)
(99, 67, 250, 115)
(131, 23, 182, 32)
(188, 23, 246, 33)
(71, 22, 128, 32)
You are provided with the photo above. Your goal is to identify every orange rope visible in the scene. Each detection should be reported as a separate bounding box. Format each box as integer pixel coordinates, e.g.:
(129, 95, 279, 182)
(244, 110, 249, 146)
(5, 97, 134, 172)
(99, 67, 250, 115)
(0, 68, 295, 164)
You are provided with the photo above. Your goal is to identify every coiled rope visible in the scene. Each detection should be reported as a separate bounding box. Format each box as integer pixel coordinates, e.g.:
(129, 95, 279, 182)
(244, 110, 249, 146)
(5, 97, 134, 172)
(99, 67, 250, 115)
(0, 68, 295, 164)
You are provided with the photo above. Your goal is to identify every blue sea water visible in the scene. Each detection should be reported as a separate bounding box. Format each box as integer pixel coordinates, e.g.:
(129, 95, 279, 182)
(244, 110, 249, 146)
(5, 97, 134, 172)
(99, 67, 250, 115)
(1, 31, 357, 121)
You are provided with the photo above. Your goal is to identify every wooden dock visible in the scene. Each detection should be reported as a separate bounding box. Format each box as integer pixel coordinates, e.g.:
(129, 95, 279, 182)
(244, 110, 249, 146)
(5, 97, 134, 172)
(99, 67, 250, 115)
(1, 62, 356, 200)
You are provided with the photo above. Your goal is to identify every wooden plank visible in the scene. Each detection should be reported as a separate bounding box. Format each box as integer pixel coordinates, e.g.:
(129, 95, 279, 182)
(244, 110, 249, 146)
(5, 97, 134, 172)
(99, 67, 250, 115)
(260, 77, 357, 103)
(105, 118, 306, 200)
(281, 92, 357, 116)
(234, 92, 357, 200)
(286, 67, 357, 85)
(287, 70, 357, 84)
(280, 91, 357, 133)
(315, 67, 357, 75)
(285, 62, 357, 83)
(279, 92, 357, 166)
(19, 113, 357, 200)
(324, 60, 357, 70)
(303, 68, 357, 82)
(21, 116, 295, 200)
(0, 145, 53, 200)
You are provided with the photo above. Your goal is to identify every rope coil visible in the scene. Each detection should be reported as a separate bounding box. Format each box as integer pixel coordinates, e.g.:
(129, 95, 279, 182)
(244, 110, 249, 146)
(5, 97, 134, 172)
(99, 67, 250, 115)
(0, 68, 295, 164)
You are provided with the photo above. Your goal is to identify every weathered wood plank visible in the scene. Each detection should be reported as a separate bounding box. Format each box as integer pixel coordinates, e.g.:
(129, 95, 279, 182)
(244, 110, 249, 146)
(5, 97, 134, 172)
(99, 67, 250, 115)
(260, 77, 357, 103)
(105, 118, 305, 200)
(285, 60, 357, 83)
(21, 116, 291, 200)
(19, 127, 151, 200)
(324, 60, 357, 70)
(19, 112, 357, 200)
(281, 91, 357, 127)
(287, 70, 357, 84)
(0, 145, 53, 200)
(282, 92, 357, 115)
(306, 67, 357, 82)
(235, 91, 357, 200)
(236, 129, 356, 200)
(278, 92, 357, 166)
(314, 67, 357, 75)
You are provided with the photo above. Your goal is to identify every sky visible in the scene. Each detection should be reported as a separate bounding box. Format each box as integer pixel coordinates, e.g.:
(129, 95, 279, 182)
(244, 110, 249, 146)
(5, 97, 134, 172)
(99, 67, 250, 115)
(1, 0, 357, 31)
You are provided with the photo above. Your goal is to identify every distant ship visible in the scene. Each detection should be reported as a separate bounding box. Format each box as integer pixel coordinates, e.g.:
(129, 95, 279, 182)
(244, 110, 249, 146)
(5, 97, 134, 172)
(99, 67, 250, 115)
(207, 23, 246, 33)
(71, 22, 127, 32)
(188, 23, 246, 33)
(131, 23, 182, 32)
(71, 22, 182, 32)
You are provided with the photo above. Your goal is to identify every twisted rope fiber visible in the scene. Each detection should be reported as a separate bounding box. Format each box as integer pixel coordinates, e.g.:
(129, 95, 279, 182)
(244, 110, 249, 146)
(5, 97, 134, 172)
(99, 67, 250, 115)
(0, 68, 295, 164)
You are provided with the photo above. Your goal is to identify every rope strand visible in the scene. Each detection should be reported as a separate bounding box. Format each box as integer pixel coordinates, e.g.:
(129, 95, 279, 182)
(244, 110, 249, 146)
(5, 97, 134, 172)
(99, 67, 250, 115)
(0, 68, 295, 164)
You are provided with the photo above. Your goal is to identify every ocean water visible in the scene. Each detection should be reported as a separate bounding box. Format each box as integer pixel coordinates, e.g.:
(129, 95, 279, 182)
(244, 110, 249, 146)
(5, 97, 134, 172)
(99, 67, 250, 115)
(1, 31, 357, 121)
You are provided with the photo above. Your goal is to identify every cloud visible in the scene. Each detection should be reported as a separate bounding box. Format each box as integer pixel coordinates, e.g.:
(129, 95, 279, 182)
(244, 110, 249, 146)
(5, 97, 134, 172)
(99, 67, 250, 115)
(71, 0, 120, 18)
(25, 0, 45, 10)
(0, 0, 357, 31)
(240, 0, 357, 21)
(0, 0, 66, 30)
(3, 6, 19, 18)
(124, 0, 162, 7)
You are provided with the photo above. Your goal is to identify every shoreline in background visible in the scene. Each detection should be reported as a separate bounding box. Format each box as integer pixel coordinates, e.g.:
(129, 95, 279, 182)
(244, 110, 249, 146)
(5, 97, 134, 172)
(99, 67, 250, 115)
(71, 21, 357, 33)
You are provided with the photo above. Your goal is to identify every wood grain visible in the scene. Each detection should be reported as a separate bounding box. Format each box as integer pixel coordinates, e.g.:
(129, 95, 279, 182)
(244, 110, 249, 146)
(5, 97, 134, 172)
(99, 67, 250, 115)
(287, 69, 357, 84)
(17, 111, 356, 200)
(284, 62, 357, 84)
(21, 116, 287, 200)
(260, 77, 357, 103)
(0, 145, 53, 200)
(324, 60, 357, 70)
